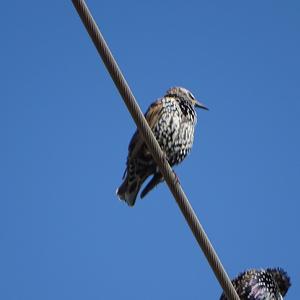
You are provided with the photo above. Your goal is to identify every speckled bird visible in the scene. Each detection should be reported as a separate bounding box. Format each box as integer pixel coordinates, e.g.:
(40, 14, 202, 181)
(116, 87, 208, 206)
(220, 268, 291, 300)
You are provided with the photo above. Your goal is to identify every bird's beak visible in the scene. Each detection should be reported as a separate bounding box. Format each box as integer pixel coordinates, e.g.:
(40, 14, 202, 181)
(194, 100, 208, 110)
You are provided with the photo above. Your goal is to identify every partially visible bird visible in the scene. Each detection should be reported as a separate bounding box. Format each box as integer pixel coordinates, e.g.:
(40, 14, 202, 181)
(220, 268, 291, 300)
(116, 87, 208, 206)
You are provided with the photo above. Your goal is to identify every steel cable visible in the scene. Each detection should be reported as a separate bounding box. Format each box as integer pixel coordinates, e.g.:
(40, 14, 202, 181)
(71, 1, 240, 299)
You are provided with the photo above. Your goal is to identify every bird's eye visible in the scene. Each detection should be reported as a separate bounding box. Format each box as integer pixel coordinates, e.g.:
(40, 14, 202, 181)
(188, 92, 195, 100)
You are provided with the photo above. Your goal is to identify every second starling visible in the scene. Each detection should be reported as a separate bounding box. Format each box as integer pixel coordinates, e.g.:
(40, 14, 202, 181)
(220, 268, 291, 300)
(116, 87, 208, 206)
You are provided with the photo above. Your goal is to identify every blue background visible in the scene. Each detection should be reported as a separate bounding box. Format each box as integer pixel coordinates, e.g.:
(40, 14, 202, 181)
(1, 1, 299, 299)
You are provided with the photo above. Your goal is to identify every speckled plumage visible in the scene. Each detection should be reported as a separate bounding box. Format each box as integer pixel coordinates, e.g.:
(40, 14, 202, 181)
(220, 268, 291, 300)
(116, 87, 208, 206)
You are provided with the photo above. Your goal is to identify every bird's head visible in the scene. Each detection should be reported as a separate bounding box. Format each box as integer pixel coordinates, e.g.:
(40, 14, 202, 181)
(267, 268, 291, 297)
(165, 86, 208, 110)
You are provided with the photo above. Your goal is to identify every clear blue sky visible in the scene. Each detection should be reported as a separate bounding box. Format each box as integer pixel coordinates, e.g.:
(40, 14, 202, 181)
(1, 1, 299, 299)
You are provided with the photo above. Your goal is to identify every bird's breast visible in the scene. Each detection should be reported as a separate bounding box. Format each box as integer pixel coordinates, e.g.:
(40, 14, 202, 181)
(151, 97, 197, 166)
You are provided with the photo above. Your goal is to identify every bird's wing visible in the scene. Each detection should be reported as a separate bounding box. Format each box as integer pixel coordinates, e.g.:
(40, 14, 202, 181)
(128, 98, 164, 159)
(144, 98, 165, 129)
(245, 280, 272, 300)
(237, 271, 278, 300)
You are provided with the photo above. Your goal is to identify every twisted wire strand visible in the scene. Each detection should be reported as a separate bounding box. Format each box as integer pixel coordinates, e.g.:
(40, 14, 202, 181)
(71, 1, 240, 299)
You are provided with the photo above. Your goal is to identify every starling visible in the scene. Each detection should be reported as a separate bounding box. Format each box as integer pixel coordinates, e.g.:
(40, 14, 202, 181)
(220, 268, 291, 300)
(116, 87, 208, 206)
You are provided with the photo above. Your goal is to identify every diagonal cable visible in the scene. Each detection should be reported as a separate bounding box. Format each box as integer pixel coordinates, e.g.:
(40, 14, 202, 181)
(71, 1, 240, 299)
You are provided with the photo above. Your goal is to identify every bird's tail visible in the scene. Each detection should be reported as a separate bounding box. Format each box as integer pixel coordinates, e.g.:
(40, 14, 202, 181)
(116, 174, 143, 207)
